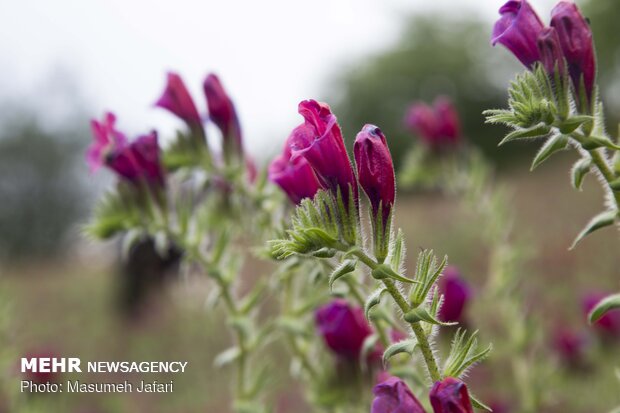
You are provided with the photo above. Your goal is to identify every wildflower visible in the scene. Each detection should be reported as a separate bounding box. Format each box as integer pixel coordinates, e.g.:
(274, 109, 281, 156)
(371, 376, 427, 413)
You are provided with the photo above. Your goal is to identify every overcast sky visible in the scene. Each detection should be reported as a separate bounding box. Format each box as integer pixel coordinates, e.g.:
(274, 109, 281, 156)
(0, 0, 559, 159)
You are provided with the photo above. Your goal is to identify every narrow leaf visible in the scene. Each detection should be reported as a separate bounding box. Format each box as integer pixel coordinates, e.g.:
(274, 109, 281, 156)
(382, 339, 417, 365)
(365, 287, 387, 320)
(588, 293, 620, 325)
(404, 307, 457, 327)
(328, 259, 357, 291)
(470, 394, 493, 412)
(571, 158, 591, 191)
(214, 347, 241, 368)
(531, 134, 569, 170)
(570, 210, 618, 249)
(498, 124, 550, 146)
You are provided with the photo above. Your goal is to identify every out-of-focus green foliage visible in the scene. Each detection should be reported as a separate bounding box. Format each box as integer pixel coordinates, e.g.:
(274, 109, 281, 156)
(0, 105, 89, 262)
(330, 13, 520, 170)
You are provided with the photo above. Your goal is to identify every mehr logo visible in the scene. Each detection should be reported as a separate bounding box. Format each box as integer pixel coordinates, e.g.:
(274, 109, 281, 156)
(21, 357, 82, 373)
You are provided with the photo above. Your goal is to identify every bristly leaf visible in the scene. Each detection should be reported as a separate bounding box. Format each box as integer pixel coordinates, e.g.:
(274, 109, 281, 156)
(365, 287, 388, 320)
(531, 134, 569, 170)
(382, 338, 417, 366)
(404, 307, 457, 327)
(588, 293, 620, 325)
(443, 329, 492, 378)
(389, 228, 406, 274)
(328, 259, 357, 291)
(498, 124, 551, 146)
(470, 394, 493, 412)
(409, 250, 448, 307)
(571, 158, 592, 191)
(570, 210, 618, 249)
(268, 189, 358, 259)
(84, 190, 141, 239)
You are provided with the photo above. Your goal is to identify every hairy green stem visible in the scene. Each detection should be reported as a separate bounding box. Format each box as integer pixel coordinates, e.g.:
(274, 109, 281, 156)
(350, 248, 442, 382)
(588, 148, 620, 208)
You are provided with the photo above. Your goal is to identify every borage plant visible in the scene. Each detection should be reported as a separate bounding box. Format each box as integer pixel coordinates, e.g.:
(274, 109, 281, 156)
(269, 100, 492, 412)
(86, 72, 276, 412)
(485, 0, 620, 345)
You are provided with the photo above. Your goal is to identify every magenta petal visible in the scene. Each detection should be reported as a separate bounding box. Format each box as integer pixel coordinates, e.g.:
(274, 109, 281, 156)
(491, 0, 545, 68)
(155, 72, 201, 125)
(371, 376, 427, 413)
(315, 299, 372, 359)
(203, 73, 243, 157)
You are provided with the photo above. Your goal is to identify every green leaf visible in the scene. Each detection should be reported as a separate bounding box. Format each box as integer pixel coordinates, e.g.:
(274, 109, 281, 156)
(530, 134, 569, 170)
(365, 287, 387, 320)
(588, 293, 620, 325)
(360, 334, 380, 367)
(371, 263, 419, 284)
(558, 115, 594, 134)
(470, 394, 493, 412)
(214, 346, 241, 368)
(382, 338, 417, 365)
(498, 123, 551, 146)
(328, 259, 357, 291)
(570, 158, 592, 191)
(404, 307, 457, 326)
(389, 228, 406, 274)
(570, 210, 618, 249)
(443, 329, 492, 378)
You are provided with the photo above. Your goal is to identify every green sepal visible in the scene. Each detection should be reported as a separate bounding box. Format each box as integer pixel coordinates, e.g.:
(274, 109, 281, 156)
(404, 307, 457, 326)
(328, 259, 357, 291)
(310, 247, 337, 258)
(365, 287, 388, 320)
(530, 134, 569, 171)
(571, 158, 592, 191)
(443, 329, 492, 378)
(570, 210, 618, 249)
(382, 338, 417, 366)
(580, 135, 620, 151)
(587, 293, 620, 325)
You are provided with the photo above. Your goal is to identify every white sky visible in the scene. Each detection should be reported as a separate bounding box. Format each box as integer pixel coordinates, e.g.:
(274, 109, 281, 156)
(0, 0, 559, 160)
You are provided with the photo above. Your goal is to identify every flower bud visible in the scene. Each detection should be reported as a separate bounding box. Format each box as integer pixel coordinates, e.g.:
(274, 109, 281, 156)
(288, 100, 357, 205)
(583, 293, 620, 337)
(203, 73, 243, 159)
(404, 97, 461, 151)
(354, 125, 395, 260)
(269, 138, 324, 204)
(155, 72, 202, 125)
(438, 266, 471, 323)
(315, 299, 373, 360)
(371, 376, 427, 413)
(107, 131, 166, 187)
(536, 27, 565, 77)
(551, 327, 587, 367)
(550, 1, 596, 109)
(491, 0, 545, 68)
(87, 112, 127, 172)
(429, 377, 474, 413)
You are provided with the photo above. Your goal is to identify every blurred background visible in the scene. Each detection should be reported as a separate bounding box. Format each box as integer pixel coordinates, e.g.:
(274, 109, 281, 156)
(1, 0, 619, 412)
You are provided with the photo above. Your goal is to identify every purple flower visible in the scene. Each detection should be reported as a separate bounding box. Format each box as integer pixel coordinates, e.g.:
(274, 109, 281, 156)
(288, 100, 357, 204)
(537, 27, 566, 77)
(155, 72, 202, 125)
(88, 113, 165, 187)
(371, 376, 427, 413)
(583, 293, 620, 337)
(354, 124, 395, 231)
(268, 137, 324, 204)
(404, 97, 461, 150)
(550, 1, 596, 108)
(107, 131, 166, 187)
(87, 112, 127, 172)
(315, 299, 373, 360)
(203, 73, 243, 158)
(438, 266, 471, 323)
(492, 0, 545, 68)
(429, 377, 474, 413)
(551, 327, 587, 366)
